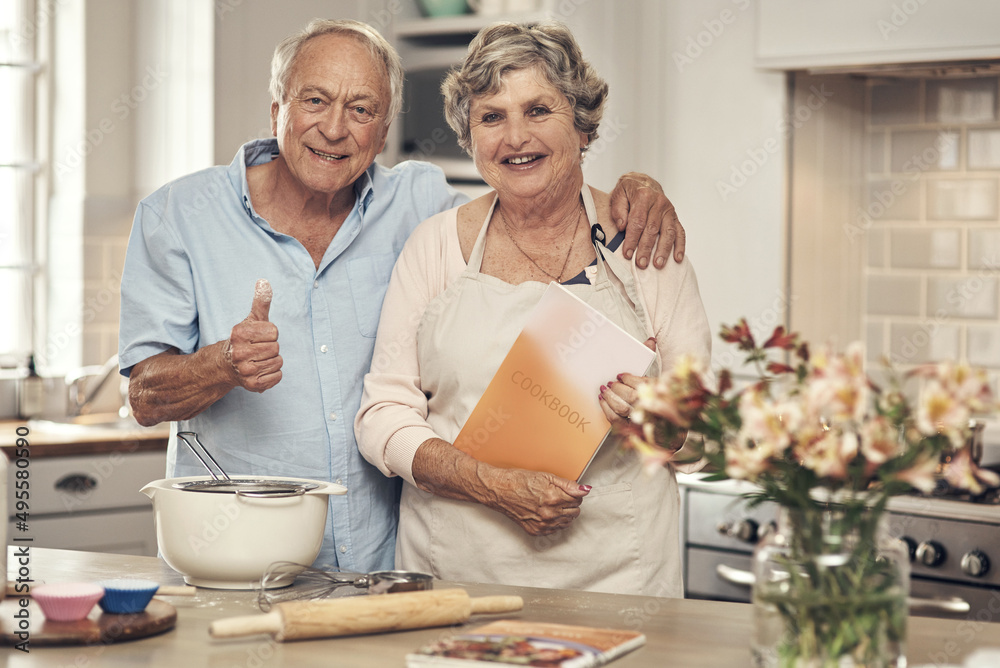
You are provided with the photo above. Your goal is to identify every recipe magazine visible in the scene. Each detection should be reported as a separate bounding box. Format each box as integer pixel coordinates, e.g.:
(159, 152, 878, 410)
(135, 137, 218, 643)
(405, 620, 646, 668)
(452, 282, 655, 482)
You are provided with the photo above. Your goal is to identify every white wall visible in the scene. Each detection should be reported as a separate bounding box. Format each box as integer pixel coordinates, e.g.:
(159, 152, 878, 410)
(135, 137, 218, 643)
(212, 0, 373, 163)
(654, 0, 788, 369)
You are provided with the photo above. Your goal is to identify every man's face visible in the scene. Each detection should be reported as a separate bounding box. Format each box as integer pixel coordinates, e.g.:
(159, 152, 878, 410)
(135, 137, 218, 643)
(270, 33, 390, 198)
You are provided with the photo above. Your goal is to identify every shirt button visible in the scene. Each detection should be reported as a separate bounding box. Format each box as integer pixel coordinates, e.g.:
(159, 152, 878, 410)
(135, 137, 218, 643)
(335, 478, 342, 485)
(339, 545, 347, 554)
(320, 344, 328, 353)
(329, 412, 337, 421)
(313, 280, 319, 289)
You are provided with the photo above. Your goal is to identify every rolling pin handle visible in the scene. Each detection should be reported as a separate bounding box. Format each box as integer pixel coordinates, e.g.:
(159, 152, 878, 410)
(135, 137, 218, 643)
(470, 595, 523, 614)
(209, 611, 283, 639)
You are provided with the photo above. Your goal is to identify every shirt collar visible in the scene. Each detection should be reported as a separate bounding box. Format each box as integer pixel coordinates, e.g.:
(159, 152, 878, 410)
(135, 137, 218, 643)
(230, 138, 279, 220)
(230, 138, 378, 221)
(354, 164, 376, 218)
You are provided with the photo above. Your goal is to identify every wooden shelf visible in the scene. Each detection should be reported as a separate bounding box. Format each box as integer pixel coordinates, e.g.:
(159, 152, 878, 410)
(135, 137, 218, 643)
(396, 11, 551, 39)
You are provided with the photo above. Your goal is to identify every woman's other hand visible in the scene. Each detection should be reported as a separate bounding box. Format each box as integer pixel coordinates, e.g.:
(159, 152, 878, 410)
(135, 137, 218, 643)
(609, 172, 685, 269)
(487, 469, 591, 536)
(411, 438, 591, 536)
(599, 371, 650, 425)
(599, 336, 656, 424)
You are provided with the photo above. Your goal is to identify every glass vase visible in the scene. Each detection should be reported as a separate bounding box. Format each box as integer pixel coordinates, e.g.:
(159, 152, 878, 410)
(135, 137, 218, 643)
(751, 504, 910, 668)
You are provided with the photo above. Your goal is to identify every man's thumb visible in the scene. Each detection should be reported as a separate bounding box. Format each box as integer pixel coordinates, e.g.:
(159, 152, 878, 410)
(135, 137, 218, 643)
(249, 278, 272, 322)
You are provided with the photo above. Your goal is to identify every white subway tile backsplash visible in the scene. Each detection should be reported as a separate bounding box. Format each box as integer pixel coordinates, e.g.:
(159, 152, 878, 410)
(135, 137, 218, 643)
(867, 178, 921, 220)
(868, 227, 886, 269)
(926, 77, 998, 124)
(927, 179, 999, 221)
(890, 229, 960, 269)
(866, 321, 884, 362)
(968, 326, 1000, 367)
(890, 130, 959, 172)
(927, 276, 998, 319)
(83, 286, 121, 326)
(968, 229, 1000, 270)
(969, 129, 1000, 170)
(889, 323, 960, 365)
(870, 80, 921, 126)
(862, 76, 1000, 370)
(867, 276, 921, 316)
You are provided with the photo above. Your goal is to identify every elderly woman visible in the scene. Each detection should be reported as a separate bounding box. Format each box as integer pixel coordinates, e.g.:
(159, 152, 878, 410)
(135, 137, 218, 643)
(355, 22, 710, 596)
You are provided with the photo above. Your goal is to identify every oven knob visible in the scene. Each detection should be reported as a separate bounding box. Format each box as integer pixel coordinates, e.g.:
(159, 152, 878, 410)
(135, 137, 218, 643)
(916, 541, 946, 568)
(961, 550, 990, 578)
(900, 536, 917, 562)
(727, 519, 759, 544)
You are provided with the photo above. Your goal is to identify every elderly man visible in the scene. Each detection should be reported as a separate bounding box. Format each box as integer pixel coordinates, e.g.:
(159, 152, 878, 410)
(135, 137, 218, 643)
(119, 19, 686, 572)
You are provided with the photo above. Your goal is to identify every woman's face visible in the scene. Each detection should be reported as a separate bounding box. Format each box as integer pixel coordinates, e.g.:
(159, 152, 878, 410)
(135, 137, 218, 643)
(468, 66, 588, 204)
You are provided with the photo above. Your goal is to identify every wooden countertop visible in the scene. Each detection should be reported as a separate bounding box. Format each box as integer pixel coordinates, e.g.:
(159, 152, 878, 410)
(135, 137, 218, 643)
(4, 547, 1000, 666)
(0, 420, 168, 458)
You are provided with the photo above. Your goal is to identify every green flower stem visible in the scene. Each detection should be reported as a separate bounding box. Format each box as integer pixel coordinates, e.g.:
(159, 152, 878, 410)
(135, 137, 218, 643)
(755, 506, 906, 667)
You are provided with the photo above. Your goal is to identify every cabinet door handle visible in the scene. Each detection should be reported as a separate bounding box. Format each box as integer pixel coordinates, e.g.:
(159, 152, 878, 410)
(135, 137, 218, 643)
(55, 473, 98, 494)
(716, 564, 755, 587)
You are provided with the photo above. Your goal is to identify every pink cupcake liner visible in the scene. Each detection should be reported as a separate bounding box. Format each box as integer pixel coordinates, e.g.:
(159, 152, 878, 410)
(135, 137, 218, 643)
(33, 583, 105, 622)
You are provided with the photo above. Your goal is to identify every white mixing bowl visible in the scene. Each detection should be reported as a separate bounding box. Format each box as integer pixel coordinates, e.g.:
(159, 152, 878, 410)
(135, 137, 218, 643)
(141, 475, 346, 589)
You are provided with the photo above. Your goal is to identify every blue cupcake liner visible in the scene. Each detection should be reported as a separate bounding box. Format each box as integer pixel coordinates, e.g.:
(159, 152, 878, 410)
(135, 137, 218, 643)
(97, 579, 160, 614)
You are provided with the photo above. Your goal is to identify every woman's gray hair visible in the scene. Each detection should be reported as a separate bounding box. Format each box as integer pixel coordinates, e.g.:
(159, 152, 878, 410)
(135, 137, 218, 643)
(269, 18, 404, 125)
(442, 21, 608, 156)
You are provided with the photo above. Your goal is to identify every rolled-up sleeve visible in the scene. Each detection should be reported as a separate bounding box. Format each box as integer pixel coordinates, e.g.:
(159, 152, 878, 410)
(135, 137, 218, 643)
(118, 199, 199, 376)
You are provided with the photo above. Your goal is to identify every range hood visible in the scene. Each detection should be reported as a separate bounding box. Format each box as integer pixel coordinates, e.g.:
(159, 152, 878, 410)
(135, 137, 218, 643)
(806, 59, 1000, 79)
(756, 0, 1000, 74)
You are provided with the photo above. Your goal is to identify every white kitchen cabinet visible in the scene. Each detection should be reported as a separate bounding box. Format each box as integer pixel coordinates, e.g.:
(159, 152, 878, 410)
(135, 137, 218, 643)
(7, 450, 165, 556)
(756, 0, 1000, 70)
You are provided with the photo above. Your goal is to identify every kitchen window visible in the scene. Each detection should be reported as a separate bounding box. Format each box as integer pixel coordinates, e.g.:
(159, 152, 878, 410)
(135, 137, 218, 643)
(0, 0, 45, 365)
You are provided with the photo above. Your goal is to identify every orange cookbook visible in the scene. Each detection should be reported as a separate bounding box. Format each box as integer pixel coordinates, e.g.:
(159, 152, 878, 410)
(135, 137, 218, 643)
(452, 282, 655, 482)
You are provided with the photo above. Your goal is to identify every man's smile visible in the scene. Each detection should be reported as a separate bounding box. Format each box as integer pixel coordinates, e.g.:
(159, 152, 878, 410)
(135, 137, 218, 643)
(309, 147, 347, 161)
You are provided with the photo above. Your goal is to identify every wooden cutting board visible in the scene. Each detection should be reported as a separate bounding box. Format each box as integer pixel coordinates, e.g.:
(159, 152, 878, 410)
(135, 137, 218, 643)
(0, 597, 176, 646)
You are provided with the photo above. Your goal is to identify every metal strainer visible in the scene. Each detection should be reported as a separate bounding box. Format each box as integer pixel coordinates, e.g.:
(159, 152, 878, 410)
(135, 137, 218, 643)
(174, 431, 319, 498)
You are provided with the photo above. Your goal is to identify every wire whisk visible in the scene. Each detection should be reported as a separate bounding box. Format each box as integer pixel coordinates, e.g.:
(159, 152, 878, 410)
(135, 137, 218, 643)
(256, 561, 434, 611)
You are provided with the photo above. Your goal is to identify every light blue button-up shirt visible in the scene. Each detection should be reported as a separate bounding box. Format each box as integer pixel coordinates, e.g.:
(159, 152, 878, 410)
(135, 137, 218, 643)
(119, 139, 465, 571)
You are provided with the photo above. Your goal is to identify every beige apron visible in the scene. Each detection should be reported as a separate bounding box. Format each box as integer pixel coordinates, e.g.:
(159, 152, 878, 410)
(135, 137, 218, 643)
(397, 186, 683, 597)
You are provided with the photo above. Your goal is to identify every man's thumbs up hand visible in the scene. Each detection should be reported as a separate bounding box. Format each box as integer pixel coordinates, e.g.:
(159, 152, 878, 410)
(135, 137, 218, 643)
(225, 279, 282, 392)
(249, 278, 272, 322)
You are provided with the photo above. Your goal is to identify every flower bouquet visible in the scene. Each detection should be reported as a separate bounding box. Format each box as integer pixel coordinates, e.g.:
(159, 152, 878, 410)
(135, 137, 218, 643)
(627, 320, 999, 668)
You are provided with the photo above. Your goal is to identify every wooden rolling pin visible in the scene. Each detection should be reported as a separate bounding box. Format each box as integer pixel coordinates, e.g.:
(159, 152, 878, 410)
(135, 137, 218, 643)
(209, 588, 523, 641)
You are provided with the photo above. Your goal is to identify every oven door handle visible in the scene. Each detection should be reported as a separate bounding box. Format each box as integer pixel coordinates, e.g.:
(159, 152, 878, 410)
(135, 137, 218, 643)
(716, 565, 972, 615)
(906, 596, 971, 615)
(716, 564, 755, 588)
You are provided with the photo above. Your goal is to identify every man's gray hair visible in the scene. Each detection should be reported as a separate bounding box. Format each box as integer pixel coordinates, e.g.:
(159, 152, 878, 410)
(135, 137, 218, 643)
(269, 18, 404, 125)
(442, 21, 608, 156)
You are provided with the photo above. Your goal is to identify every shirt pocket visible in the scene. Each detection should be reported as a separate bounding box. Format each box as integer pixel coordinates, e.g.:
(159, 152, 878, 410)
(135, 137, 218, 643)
(347, 252, 397, 338)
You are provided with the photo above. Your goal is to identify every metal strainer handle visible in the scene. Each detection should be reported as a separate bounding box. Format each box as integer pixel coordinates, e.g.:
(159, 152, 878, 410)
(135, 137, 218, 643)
(176, 431, 232, 481)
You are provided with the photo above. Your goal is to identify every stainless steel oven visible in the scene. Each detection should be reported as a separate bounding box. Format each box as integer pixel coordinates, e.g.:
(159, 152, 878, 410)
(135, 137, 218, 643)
(681, 478, 1000, 620)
